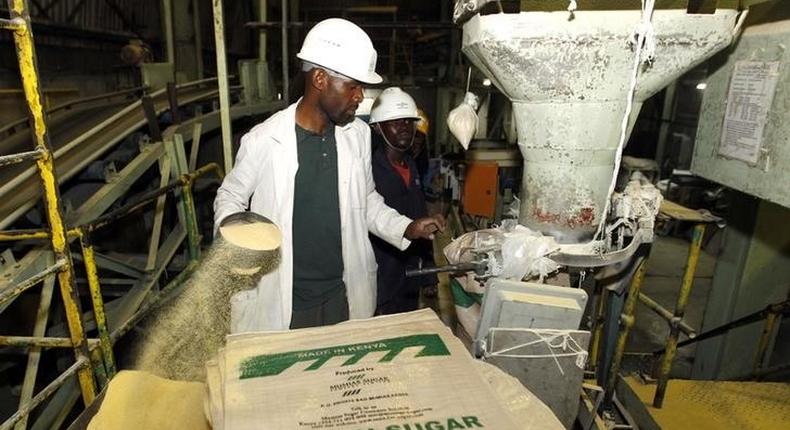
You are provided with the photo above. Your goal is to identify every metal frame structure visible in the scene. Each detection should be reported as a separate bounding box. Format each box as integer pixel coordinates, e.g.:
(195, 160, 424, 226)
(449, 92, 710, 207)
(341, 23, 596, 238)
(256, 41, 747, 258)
(1, 2, 98, 421)
(602, 212, 711, 409)
(0, 93, 282, 430)
(0, 87, 145, 140)
(0, 2, 283, 428)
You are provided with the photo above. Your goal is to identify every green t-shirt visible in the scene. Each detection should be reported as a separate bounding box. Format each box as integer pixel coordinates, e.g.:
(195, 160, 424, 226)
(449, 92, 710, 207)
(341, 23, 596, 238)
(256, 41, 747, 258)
(291, 124, 345, 310)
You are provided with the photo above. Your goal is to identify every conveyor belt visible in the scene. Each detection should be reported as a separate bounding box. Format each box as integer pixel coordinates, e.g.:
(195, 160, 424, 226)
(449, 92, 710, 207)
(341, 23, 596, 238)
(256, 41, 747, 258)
(0, 81, 220, 229)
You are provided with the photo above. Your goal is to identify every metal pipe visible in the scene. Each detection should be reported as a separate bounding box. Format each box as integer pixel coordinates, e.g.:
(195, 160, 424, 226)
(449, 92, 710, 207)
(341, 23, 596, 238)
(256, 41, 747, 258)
(0, 86, 145, 138)
(588, 287, 608, 371)
(0, 356, 89, 430)
(280, 0, 288, 102)
(4, 164, 220, 243)
(161, 0, 175, 66)
(191, 0, 204, 79)
(166, 82, 182, 124)
(653, 223, 706, 408)
(551, 230, 645, 268)
(0, 259, 65, 306)
(78, 232, 116, 378)
(180, 184, 200, 261)
(90, 346, 108, 390)
(211, 0, 234, 174)
(77, 162, 221, 233)
(247, 21, 458, 29)
(258, 0, 267, 60)
(0, 336, 99, 349)
(0, 148, 42, 168)
(0, 16, 24, 31)
(604, 255, 648, 407)
(14, 261, 55, 430)
(0, 228, 79, 242)
(653, 299, 790, 356)
(638, 292, 696, 338)
(405, 261, 487, 277)
(753, 310, 778, 374)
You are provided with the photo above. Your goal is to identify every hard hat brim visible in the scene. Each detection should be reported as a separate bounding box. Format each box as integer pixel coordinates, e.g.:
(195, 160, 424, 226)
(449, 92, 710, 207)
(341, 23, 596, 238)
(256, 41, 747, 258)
(296, 53, 383, 85)
(369, 114, 422, 125)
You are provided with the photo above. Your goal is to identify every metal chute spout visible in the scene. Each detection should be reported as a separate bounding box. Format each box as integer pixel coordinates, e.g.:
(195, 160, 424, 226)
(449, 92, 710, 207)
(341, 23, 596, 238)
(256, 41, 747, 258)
(462, 9, 739, 243)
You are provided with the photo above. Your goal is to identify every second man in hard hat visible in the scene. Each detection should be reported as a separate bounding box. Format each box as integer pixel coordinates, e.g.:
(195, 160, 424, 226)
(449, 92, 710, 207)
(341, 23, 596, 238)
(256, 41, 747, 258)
(214, 19, 445, 332)
(369, 87, 439, 315)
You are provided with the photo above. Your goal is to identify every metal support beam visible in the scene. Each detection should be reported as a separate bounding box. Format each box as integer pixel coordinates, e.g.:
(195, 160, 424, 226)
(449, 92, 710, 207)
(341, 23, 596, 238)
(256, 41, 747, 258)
(753, 310, 779, 373)
(141, 95, 163, 141)
(101, 0, 141, 37)
(145, 156, 172, 272)
(166, 82, 182, 123)
(258, 0, 267, 60)
(14, 267, 54, 430)
(0, 259, 64, 308)
(6, 0, 96, 404)
(211, 0, 234, 174)
(638, 292, 697, 338)
(188, 122, 202, 171)
(653, 223, 706, 408)
(191, 0, 204, 79)
(654, 82, 677, 174)
(247, 21, 458, 29)
(78, 232, 116, 378)
(0, 335, 99, 348)
(0, 17, 24, 31)
(0, 148, 43, 168)
(280, 0, 289, 102)
(65, 0, 87, 23)
(0, 357, 89, 430)
(28, 0, 48, 19)
(604, 255, 648, 407)
(161, 0, 175, 65)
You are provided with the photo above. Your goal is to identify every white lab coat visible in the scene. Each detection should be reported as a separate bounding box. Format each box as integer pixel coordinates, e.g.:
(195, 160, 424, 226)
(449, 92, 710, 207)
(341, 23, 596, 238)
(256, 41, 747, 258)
(213, 102, 412, 333)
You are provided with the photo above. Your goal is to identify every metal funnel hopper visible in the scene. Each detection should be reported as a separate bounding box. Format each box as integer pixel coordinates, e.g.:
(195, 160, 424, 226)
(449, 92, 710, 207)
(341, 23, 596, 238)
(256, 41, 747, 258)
(462, 9, 739, 243)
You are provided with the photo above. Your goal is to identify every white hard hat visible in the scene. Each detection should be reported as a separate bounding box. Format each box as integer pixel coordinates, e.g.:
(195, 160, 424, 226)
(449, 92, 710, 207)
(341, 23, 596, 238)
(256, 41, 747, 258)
(369, 87, 421, 124)
(296, 18, 382, 84)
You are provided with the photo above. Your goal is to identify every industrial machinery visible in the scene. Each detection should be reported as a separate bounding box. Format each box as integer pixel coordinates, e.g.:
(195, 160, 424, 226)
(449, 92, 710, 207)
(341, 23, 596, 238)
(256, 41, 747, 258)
(459, 1, 743, 260)
(442, 0, 760, 427)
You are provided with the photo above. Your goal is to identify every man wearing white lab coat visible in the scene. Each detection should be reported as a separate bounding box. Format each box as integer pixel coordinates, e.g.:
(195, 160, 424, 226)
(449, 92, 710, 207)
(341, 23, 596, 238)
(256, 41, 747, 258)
(214, 18, 444, 332)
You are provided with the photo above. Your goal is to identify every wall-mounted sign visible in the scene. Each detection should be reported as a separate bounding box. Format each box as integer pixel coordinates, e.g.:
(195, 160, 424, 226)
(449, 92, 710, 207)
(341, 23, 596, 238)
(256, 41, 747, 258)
(718, 61, 780, 165)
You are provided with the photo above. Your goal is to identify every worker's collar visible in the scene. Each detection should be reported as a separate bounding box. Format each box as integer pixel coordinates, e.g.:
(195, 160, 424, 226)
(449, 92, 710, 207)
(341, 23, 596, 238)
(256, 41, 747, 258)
(273, 98, 354, 145)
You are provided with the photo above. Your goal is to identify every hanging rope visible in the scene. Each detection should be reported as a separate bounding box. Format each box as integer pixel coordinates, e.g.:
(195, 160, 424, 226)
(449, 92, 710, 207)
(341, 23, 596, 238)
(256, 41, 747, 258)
(594, 0, 657, 241)
(482, 328, 588, 376)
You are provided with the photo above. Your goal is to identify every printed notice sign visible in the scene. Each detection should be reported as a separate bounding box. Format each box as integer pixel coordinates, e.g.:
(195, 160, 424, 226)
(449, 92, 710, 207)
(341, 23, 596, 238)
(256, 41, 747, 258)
(718, 61, 780, 164)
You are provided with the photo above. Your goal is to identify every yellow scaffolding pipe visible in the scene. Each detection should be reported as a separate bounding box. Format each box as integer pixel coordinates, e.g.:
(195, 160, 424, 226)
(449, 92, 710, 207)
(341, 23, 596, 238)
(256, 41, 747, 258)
(605, 256, 648, 406)
(78, 231, 116, 378)
(5, 0, 96, 405)
(653, 223, 706, 408)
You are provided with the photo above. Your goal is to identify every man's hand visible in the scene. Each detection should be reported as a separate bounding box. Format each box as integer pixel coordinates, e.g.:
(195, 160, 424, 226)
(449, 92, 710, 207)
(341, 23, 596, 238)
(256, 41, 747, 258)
(405, 214, 447, 240)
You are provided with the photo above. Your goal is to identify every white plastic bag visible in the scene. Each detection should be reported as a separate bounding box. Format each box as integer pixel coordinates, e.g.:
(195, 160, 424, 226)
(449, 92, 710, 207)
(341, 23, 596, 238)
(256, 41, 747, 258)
(444, 220, 560, 281)
(500, 225, 561, 281)
(447, 92, 480, 150)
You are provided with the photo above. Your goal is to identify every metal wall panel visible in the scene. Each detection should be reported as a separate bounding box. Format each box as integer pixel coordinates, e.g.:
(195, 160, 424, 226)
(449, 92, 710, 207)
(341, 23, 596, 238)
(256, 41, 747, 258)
(691, 19, 790, 209)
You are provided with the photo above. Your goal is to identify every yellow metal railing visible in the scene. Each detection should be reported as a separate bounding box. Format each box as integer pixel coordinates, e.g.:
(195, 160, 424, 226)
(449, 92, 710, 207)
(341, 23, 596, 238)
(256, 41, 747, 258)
(0, 2, 215, 428)
(1, 1, 98, 416)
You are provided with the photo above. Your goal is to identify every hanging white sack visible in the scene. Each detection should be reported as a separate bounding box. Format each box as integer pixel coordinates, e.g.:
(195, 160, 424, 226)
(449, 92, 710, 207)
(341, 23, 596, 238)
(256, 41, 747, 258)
(447, 92, 480, 150)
